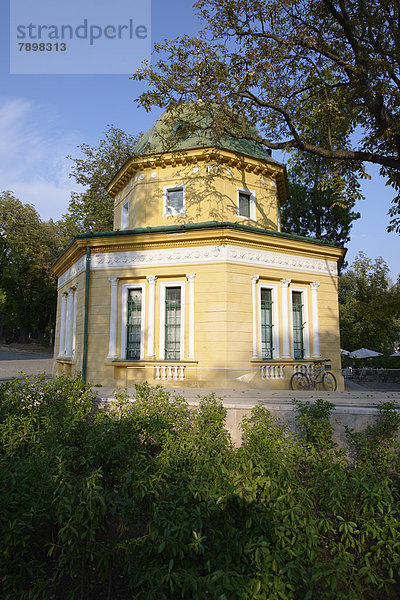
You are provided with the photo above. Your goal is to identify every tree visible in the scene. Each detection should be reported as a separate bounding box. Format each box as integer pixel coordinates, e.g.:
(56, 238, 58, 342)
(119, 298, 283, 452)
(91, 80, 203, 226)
(281, 160, 361, 246)
(133, 0, 400, 231)
(63, 125, 141, 237)
(0, 191, 62, 343)
(339, 252, 400, 353)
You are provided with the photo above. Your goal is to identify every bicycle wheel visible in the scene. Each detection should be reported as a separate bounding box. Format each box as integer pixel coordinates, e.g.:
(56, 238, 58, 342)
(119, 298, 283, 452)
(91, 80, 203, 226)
(322, 372, 337, 391)
(290, 372, 311, 391)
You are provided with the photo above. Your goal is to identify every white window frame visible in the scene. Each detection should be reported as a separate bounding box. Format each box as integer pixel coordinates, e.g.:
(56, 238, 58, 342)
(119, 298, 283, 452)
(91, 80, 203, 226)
(163, 185, 186, 216)
(159, 281, 185, 360)
(120, 283, 146, 360)
(237, 187, 256, 221)
(257, 282, 279, 359)
(289, 286, 310, 359)
(121, 198, 129, 229)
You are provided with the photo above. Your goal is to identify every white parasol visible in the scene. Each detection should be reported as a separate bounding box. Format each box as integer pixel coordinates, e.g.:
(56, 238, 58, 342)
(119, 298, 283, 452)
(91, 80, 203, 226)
(349, 348, 383, 359)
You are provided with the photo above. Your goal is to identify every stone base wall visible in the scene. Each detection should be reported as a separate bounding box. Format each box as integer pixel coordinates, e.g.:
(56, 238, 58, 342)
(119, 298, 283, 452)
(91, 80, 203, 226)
(94, 389, 400, 448)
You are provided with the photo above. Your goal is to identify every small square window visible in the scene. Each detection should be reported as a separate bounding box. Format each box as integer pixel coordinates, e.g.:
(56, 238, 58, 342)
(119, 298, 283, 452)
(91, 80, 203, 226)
(237, 188, 256, 220)
(238, 192, 251, 218)
(163, 186, 186, 216)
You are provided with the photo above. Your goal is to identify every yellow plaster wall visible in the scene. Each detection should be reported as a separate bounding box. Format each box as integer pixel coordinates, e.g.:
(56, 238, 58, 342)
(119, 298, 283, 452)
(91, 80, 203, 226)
(53, 138, 343, 391)
(54, 253, 343, 390)
(113, 159, 280, 232)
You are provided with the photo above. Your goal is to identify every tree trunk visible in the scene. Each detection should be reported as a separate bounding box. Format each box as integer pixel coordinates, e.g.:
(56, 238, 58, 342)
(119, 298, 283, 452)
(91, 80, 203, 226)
(18, 326, 29, 344)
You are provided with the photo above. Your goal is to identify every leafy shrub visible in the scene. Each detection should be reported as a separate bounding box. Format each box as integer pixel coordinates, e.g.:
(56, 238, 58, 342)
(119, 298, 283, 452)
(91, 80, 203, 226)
(293, 398, 335, 448)
(345, 400, 400, 469)
(1, 377, 400, 599)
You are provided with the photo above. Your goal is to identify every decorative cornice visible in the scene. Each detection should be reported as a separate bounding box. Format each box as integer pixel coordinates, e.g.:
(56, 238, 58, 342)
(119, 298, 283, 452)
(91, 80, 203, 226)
(53, 221, 346, 277)
(107, 148, 280, 196)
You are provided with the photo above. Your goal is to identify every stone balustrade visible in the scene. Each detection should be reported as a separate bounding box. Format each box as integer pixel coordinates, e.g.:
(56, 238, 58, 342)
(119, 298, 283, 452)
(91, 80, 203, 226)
(292, 363, 315, 376)
(260, 365, 284, 380)
(155, 365, 186, 381)
(258, 361, 317, 380)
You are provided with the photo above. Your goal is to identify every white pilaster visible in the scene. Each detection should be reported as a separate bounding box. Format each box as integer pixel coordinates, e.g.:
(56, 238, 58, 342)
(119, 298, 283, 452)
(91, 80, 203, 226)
(310, 281, 321, 357)
(280, 278, 291, 358)
(146, 275, 157, 357)
(72, 286, 78, 357)
(107, 277, 119, 359)
(186, 273, 196, 358)
(64, 288, 74, 357)
(251, 274, 259, 358)
(58, 292, 67, 357)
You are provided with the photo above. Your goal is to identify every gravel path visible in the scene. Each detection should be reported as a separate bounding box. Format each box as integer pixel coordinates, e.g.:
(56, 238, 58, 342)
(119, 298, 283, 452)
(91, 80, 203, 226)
(0, 347, 53, 381)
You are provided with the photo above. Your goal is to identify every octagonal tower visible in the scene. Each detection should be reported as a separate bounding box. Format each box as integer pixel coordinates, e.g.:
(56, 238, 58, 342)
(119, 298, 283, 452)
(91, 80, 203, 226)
(52, 105, 345, 390)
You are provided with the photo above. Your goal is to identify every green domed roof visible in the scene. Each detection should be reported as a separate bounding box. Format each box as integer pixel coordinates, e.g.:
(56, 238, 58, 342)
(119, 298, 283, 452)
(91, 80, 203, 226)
(133, 103, 276, 163)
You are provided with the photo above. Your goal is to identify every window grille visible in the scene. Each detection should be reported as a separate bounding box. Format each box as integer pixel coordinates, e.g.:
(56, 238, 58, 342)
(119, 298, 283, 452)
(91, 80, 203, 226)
(261, 288, 273, 359)
(126, 289, 142, 359)
(165, 287, 181, 359)
(292, 291, 305, 359)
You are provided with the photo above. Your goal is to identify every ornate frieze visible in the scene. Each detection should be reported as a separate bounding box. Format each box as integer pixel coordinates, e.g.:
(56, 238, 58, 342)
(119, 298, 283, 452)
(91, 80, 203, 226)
(90, 245, 338, 275)
(59, 244, 337, 287)
(57, 255, 86, 289)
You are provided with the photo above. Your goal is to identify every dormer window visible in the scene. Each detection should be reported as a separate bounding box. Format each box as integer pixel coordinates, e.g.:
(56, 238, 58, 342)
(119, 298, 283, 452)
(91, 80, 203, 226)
(237, 188, 256, 221)
(163, 185, 186, 216)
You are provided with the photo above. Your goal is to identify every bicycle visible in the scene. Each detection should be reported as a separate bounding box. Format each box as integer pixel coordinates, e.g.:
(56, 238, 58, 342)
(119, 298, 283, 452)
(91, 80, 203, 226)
(290, 360, 337, 391)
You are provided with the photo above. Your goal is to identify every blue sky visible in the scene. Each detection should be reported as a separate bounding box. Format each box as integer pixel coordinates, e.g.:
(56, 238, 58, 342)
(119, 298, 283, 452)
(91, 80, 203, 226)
(1, 0, 398, 280)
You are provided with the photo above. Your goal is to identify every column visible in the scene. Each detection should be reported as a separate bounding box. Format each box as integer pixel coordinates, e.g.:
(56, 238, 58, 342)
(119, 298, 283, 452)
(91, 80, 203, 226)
(186, 273, 196, 358)
(280, 278, 291, 358)
(64, 287, 74, 357)
(72, 286, 78, 357)
(107, 277, 119, 359)
(58, 292, 67, 356)
(146, 275, 157, 357)
(251, 274, 259, 358)
(310, 281, 321, 358)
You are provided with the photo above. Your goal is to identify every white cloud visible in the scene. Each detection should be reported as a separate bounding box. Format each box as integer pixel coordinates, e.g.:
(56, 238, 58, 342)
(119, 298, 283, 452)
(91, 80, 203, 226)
(0, 97, 82, 221)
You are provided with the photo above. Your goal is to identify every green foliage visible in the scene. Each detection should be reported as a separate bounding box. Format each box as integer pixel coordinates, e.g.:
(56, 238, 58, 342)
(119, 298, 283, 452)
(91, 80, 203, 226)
(62, 125, 141, 237)
(1, 377, 400, 599)
(134, 0, 400, 231)
(0, 191, 63, 343)
(282, 163, 360, 246)
(293, 398, 335, 449)
(345, 401, 400, 469)
(339, 252, 400, 353)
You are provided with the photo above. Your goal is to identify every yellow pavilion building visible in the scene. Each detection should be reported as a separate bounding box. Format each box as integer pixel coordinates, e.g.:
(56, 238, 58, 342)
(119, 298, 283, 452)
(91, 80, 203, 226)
(52, 106, 346, 390)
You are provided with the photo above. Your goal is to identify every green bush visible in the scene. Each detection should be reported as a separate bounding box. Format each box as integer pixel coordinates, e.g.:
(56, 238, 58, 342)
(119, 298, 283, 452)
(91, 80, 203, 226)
(345, 400, 400, 469)
(293, 398, 335, 449)
(1, 377, 399, 599)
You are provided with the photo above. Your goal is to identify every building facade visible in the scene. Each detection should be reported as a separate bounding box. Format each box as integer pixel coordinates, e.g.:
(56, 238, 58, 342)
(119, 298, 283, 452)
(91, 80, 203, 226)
(52, 107, 346, 390)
